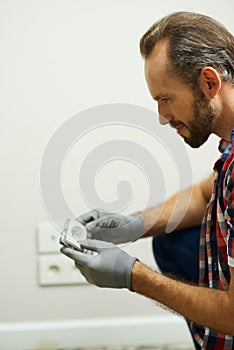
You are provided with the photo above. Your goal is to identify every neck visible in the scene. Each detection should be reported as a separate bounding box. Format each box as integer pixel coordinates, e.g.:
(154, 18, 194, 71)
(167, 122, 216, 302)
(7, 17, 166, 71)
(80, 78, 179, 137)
(214, 82, 234, 141)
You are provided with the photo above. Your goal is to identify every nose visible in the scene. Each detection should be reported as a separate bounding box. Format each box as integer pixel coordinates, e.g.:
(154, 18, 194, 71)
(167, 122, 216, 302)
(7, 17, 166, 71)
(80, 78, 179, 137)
(157, 101, 172, 125)
(159, 114, 170, 125)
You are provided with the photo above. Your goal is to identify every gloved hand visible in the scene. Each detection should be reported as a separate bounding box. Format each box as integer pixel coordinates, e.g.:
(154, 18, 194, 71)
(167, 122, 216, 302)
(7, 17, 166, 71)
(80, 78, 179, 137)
(77, 209, 145, 244)
(61, 239, 138, 290)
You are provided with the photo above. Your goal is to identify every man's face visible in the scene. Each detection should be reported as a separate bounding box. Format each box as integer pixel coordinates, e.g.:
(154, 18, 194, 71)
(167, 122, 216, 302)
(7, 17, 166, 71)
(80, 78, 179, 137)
(145, 40, 217, 148)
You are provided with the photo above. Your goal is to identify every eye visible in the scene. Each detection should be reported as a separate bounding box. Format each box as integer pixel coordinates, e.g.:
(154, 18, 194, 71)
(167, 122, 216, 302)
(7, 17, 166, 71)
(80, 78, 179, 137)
(161, 98, 170, 104)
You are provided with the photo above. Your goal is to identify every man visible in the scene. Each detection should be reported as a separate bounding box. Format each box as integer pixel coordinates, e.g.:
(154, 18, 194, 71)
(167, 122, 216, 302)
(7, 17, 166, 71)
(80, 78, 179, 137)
(61, 12, 234, 349)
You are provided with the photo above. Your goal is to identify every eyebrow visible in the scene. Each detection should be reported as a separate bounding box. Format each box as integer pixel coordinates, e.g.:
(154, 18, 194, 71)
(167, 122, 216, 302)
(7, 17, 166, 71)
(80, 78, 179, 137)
(154, 93, 171, 101)
(154, 94, 167, 101)
(154, 94, 161, 101)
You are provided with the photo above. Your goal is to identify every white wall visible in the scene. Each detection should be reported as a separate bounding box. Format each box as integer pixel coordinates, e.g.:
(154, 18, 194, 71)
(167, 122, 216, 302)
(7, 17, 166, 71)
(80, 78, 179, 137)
(1, 0, 233, 344)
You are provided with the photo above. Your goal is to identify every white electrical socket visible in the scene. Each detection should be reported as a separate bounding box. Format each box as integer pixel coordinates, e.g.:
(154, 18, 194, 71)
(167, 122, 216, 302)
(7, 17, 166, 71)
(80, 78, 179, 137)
(38, 253, 87, 286)
(37, 222, 61, 254)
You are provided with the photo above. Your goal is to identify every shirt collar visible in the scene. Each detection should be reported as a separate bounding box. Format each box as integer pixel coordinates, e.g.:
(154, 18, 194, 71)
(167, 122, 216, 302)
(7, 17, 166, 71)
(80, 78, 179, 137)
(219, 129, 234, 161)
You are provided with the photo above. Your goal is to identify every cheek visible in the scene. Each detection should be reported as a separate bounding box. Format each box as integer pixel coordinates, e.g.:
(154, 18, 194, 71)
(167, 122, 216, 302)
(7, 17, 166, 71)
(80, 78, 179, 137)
(171, 100, 193, 121)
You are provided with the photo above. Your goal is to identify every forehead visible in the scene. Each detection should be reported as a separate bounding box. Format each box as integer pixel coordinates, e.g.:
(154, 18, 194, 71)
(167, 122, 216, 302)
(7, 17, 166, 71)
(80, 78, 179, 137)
(144, 40, 190, 99)
(144, 40, 169, 79)
(144, 41, 173, 96)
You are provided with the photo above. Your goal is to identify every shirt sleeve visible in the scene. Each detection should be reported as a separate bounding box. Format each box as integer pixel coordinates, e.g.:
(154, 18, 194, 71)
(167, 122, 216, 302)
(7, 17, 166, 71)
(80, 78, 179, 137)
(224, 157, 234, 267)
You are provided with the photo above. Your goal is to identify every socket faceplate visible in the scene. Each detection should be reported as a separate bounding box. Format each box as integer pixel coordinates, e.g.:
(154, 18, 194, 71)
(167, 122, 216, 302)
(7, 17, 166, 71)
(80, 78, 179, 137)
(37, 222, 88, 286)
(37, 222, 61, 254)
(38, 253, 87, 286)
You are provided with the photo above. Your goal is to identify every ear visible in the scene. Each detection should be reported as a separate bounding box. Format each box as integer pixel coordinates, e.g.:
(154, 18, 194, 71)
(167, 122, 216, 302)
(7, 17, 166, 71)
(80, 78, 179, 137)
(199, 67, 222, 99)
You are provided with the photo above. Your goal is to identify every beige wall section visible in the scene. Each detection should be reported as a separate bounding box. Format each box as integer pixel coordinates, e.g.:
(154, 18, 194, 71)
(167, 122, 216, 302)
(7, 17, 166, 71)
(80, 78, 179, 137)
(1, 0, 233, 323)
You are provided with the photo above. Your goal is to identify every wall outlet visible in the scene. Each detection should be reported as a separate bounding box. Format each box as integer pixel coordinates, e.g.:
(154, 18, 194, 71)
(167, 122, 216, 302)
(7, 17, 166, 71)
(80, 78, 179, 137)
(37, 222, 61, 254)
(38, 253, 87, 286)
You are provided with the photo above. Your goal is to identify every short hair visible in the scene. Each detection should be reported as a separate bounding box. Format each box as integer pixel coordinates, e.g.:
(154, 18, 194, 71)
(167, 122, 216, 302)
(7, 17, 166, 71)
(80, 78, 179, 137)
(140, 11, 234, 86)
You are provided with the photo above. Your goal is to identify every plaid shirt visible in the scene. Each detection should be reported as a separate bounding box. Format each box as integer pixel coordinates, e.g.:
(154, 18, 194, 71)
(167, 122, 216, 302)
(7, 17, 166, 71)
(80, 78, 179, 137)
(190, 129, 234, 349)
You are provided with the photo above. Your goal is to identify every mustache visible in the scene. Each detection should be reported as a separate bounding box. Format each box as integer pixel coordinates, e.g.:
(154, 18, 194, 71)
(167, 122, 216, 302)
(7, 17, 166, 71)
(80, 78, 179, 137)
(169, 121, 186, 129)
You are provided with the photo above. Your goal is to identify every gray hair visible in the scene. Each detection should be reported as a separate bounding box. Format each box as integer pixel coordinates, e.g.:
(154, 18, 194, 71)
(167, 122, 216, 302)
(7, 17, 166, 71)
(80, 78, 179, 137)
(140, 11, 234, 86)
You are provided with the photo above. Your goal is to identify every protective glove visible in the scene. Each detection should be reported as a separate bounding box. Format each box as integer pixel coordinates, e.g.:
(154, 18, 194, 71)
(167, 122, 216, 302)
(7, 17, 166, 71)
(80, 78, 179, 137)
(77, 209, 144, 244)
(61, 239, 138, 290)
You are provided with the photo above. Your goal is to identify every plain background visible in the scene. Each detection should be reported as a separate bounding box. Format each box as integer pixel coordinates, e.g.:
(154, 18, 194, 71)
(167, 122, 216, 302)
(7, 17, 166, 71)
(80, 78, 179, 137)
(1, 0, 234, 324)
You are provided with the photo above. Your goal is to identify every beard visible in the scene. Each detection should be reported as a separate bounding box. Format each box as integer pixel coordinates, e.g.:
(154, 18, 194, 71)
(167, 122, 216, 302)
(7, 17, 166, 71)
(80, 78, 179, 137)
(183, 88, 217, 148)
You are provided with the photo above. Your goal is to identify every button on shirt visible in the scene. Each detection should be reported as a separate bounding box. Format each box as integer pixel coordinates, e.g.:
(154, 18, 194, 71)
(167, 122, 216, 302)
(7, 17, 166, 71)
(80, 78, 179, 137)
(190, 129, 234, 349)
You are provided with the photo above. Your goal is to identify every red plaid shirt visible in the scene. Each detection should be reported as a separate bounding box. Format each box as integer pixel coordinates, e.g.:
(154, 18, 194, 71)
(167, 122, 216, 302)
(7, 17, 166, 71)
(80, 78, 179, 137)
(190, 130, 234, 349)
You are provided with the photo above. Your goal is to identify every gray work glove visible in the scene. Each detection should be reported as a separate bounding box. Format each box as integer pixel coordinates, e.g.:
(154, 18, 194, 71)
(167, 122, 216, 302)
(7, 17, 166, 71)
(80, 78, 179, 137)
(77, 209, 144, 244)
(61, 239, 138, 290)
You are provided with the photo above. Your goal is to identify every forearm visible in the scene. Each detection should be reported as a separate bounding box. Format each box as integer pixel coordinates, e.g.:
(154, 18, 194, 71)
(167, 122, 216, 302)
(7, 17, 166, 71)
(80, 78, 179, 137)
(138, 175, 213, 237)
(132, 261, 234, 336)
(138, 187, 199, 236)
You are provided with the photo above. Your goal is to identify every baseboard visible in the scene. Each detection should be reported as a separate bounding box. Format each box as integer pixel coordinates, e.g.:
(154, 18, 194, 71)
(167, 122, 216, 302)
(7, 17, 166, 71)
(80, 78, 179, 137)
(0, 315, 193, 350)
